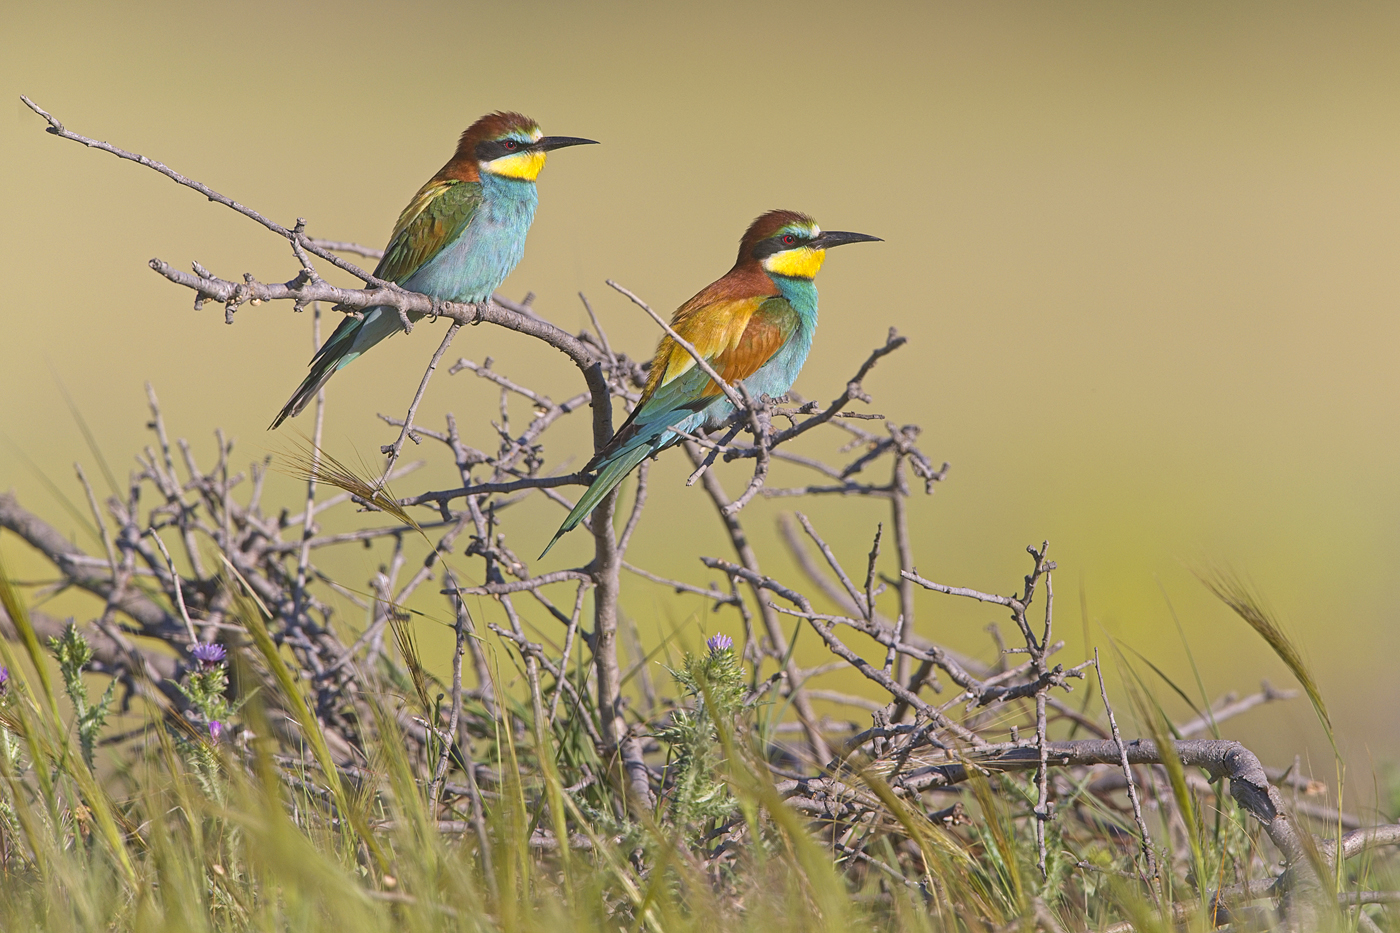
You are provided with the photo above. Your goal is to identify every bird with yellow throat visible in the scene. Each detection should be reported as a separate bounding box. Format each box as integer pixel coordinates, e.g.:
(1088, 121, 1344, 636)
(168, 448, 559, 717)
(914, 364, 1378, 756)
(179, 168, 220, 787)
(270, 112, 596, 428)
(541, 209, 880, 556)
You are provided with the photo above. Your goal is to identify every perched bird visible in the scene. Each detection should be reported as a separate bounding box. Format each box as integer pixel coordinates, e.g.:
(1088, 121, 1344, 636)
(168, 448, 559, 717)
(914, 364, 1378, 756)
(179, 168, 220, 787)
(542, 209, 880, 556)
(270, 112, 596, 428)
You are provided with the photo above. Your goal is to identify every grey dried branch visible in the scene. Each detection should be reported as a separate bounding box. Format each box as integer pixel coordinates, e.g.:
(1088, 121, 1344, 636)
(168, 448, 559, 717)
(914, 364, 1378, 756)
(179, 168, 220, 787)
(616, 459, 651, 556)
(577, 291, 616, 367)
(1319, 825, 1400, 867)
(0, 492, 186, 641)
(293, 303, 327, 627)
(74, 462, 118, 575)
(452, 569, 591, 597)
(764, 602, 1050, 708)
(547, 583, 589, 725)
(685, 424, 746, 487)
(144, 528, 199, 646)
(449, 357, 553, 407)
(151, 257, 607, 377)
(1096, 649, 1159, 881)
(0, 603, 183, 712)
(428, 574, 472, 808)
(21, 97, 380, 286)
(794, 512, 870, 616)
(379, 321, 462, 475)
(768, 448, 847, 480)
(722, 386, 773, 515)
(901, 569, 1017, 607)
(621, 562, 741, 608)
(486, 621, 604, 749)
(1176, 682, 1299, 738)
(399, 473, 588, 509)
(887, 455, 916, 702)
(872, 737, 1322, 916)
(778, 513, 894, 629)
(777, 513, 1018, 707)
(305, 238, 384, 260)
(702, 555, 982, 746)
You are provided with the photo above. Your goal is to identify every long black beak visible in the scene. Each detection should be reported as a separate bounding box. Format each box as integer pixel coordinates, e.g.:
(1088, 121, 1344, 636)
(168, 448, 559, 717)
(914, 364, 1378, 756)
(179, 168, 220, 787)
(809, 230, 882, 249)
(534, 136, 600, 152)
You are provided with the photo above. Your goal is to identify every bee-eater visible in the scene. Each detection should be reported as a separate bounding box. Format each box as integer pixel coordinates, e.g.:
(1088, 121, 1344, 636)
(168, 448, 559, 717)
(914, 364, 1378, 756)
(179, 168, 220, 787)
(542, 209, 880, 556)
(270, 112, 596, 428)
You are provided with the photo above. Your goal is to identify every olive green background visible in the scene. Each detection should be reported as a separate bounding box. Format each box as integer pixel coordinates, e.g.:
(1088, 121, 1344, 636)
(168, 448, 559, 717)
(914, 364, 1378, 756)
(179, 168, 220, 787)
(3, 2, 1398, 798)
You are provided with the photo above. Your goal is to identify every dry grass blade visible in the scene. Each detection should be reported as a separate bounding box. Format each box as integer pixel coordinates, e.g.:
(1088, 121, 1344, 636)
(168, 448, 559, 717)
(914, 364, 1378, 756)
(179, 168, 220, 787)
(389, 610, 434, 717)
(277, 433, 422, 532)
(1138, 684, 1207, 905)
(856, 760, 977, 890)
(964, 761, 1025, 918)
(1200, 570, 1332, 741)
(220, 556, 388, 870)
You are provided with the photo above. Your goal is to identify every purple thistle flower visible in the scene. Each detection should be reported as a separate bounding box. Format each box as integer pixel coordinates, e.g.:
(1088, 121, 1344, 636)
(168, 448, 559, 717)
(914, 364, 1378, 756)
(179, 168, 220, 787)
(707, 633, 733, 655)
(208, 720, 223, 743)
(191, 642, 226, 669)
(0, 665, 9, 695)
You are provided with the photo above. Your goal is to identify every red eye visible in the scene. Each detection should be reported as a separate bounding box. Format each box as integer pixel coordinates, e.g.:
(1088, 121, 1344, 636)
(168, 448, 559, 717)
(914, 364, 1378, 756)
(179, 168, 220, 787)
(504, 140, 518, 150)
(782, 234, 796, 245)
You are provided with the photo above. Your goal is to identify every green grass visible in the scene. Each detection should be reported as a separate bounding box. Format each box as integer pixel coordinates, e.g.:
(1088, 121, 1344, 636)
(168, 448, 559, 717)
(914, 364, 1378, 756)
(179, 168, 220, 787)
(1, 551, 1397, 931)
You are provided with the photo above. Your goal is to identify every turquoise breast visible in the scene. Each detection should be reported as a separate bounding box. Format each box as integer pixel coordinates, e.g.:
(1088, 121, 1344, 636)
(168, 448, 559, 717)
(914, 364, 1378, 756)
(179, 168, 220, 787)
(402, 175, 538, 303)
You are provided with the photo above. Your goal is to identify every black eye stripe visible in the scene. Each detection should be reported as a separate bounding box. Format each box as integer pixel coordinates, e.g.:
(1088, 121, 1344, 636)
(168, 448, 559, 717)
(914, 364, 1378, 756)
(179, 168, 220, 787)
(752, 232, 810, 259)
(474, 139, 530, 160)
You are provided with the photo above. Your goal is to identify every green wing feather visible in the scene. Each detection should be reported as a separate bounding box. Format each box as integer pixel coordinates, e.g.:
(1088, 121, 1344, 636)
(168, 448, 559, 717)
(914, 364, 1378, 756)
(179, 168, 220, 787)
(374, 179, 484, 284)
(268, 179, 484, 429)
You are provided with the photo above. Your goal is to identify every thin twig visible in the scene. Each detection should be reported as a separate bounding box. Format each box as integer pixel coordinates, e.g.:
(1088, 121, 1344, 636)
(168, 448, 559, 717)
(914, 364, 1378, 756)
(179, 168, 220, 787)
(548, 583, 588, 725)
(578, 291, 615, 365)
(722, 386, 772, 515)
(20, 96, 382, 285)
(429, 573, 471, 808)
(381, 322, 462, 477)
(294, 303, 326, 629)
(145, 529, 198, 646)
(1096, 648, 1158, 882)
(723, 328, 907, 461)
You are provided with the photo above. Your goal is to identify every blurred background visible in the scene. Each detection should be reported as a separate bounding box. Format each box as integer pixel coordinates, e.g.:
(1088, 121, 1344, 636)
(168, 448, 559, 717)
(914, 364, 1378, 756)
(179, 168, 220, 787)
(3, 2, 1398, 803)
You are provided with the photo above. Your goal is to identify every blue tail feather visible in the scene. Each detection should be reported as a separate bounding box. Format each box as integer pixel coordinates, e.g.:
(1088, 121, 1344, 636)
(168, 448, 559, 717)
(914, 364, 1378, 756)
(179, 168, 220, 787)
(270, 307, 405, 429)
(540, 386, 714, 557)
(540, 443, 653, 558)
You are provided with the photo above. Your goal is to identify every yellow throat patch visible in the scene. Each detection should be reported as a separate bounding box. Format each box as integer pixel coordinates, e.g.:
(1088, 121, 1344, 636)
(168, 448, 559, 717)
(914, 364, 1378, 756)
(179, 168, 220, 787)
(484, 149, 547, 181)
(762, 246, 826, 280)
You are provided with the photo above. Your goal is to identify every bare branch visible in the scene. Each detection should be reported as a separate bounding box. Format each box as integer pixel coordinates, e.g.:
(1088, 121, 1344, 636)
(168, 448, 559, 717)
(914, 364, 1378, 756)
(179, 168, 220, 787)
(721, 386, 772, 515)
(1176, 682, 1299, 738)
(380, 321, 462, 475)
(305, 238, 384, 259)
(21, 96, 380, 284)
(1096, 648, 1159, 881)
